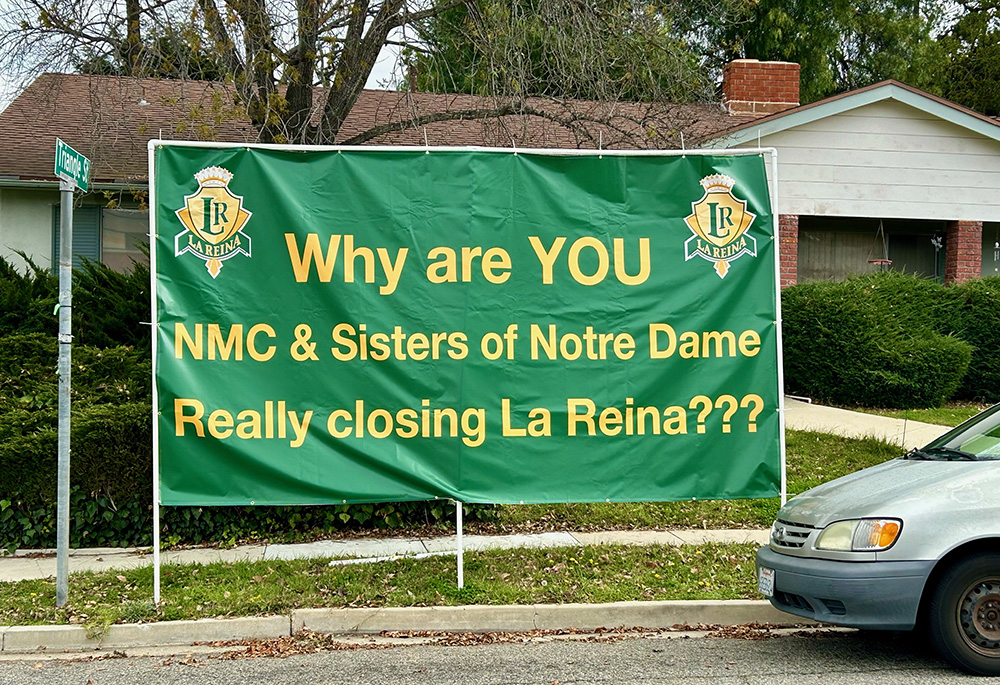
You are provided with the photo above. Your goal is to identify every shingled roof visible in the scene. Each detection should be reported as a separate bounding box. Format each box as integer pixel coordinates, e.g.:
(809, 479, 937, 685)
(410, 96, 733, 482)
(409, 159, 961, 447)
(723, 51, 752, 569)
(0, 73, 754, 186)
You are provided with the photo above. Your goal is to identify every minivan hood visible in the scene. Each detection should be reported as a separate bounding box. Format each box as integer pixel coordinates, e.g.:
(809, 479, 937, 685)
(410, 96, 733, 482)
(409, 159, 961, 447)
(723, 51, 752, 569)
(779, 457, 1000, 528)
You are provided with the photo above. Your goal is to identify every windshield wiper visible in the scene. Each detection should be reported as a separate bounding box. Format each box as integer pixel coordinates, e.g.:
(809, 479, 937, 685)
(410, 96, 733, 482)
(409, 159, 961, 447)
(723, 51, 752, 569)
(905, 447, 978, 461)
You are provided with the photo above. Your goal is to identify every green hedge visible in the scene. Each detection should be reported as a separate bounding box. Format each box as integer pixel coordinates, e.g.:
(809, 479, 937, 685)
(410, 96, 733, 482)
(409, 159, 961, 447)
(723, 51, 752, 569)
(0, 253, 150, 351)
(782, 273, 972, 408)
(0, 254, 57, 338)
(950, 277, 1000, 401)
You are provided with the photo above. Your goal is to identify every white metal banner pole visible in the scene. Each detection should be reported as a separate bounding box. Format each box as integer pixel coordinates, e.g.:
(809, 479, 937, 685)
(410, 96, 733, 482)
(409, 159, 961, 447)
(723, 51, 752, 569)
(148, 141, 161, 605)
(456, 501, 464, 589)
(769, 148, 788, 508)
(55, 178, 74, 607)
(153, 498, 160, 603)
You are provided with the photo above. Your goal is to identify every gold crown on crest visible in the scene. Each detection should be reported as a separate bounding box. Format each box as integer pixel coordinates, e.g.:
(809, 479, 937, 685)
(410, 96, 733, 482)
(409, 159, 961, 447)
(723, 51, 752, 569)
(194, 166, 234, 187)
(699, 174, 736, 193)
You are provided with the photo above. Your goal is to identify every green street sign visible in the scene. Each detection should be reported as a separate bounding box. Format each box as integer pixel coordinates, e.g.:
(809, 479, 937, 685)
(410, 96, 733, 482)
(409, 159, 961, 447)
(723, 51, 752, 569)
(55, 138, 91, 191)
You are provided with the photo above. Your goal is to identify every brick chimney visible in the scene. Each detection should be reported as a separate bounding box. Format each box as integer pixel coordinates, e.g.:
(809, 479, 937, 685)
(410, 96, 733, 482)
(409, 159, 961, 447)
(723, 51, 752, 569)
(722, 60, 800, 117)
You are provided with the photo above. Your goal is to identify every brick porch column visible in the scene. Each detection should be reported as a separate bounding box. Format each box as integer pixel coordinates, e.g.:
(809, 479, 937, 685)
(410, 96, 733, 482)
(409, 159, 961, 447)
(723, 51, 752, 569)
(778, 214, 799, 288)
(945, 220, 982, 284)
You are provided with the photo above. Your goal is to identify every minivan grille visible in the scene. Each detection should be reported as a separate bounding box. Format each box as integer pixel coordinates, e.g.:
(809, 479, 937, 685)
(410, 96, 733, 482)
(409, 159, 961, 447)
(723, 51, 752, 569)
(771, 518, 815, 549)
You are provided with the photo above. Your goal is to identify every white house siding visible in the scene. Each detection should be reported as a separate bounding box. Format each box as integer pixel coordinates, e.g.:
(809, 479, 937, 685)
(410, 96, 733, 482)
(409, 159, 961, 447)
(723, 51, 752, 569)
(735, 99, 1000, 222)
(0, 187, 57, 271)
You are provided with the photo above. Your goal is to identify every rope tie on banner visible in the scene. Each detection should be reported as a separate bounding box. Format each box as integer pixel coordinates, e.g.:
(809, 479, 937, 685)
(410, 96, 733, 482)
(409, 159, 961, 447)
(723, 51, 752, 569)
(424, 127, 429, 153)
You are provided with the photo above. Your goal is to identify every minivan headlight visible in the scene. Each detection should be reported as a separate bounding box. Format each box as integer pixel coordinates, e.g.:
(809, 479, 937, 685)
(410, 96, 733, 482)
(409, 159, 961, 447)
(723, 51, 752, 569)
(815, 518, 901, 551)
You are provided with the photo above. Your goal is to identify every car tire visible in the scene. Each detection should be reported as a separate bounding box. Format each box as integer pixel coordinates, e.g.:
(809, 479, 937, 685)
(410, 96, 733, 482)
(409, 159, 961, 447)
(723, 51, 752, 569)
(928, 552, 1000, 676)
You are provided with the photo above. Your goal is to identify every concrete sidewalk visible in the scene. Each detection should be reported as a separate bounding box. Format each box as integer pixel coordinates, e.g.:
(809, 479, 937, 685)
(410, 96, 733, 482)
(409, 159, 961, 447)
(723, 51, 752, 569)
(784, 397, 951, 449)
(0, 528, 770, 583)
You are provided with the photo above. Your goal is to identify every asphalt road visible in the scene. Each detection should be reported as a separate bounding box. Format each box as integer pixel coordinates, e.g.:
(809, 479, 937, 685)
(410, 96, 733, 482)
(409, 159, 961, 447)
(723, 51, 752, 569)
(0, 629, 995, 684)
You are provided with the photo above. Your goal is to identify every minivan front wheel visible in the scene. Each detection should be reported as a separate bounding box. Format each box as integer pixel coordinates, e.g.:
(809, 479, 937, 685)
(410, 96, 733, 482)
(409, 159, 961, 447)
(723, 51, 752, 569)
(929, 552, 1000, 676)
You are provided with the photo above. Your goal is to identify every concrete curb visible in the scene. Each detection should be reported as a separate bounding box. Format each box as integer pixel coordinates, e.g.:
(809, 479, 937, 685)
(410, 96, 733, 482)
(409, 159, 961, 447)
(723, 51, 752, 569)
(1, 615, 292, 653)
(1, 600, 806, 653)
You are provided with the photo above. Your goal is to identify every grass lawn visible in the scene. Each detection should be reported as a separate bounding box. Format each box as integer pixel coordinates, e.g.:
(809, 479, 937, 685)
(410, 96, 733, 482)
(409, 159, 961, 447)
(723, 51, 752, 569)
(844, 402, 991, 428)
(0, 542, 760, 629)
(490, 429, 901, 532)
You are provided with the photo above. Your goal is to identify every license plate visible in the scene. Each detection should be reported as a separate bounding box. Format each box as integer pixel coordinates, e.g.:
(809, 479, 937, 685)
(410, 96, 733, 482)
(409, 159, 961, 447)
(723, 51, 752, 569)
(758, 566, 775, 597)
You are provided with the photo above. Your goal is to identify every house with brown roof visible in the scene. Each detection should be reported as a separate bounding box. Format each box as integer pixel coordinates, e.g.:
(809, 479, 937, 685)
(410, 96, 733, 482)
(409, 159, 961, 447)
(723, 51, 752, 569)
(1, 59, 997, 286)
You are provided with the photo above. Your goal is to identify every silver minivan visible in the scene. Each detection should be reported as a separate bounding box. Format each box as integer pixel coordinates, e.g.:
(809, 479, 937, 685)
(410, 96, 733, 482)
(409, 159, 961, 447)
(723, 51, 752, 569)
(757, 404, 1000, 675)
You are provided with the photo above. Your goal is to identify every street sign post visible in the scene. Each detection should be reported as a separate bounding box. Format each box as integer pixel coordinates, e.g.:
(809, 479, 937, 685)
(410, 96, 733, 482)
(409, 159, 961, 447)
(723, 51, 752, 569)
(53, 138, 90, 607)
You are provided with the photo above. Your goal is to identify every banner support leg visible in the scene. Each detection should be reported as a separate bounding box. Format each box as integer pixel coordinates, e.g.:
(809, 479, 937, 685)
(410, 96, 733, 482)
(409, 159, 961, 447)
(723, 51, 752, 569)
(153, 498, 160, 604)
(456, 501, 464, 589)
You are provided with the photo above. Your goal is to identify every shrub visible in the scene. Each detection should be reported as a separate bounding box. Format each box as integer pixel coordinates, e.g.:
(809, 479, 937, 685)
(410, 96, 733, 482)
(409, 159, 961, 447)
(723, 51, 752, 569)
(782, 272, 971, 408)
(951, 277, 1000, 401)
(0, 254, 150, 352)
(73, 258, 151, 352)
(0, 253, 57, 339)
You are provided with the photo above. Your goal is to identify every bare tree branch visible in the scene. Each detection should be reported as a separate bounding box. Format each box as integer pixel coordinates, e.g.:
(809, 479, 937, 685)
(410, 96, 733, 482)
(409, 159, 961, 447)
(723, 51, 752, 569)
(0, 0, 724, 148)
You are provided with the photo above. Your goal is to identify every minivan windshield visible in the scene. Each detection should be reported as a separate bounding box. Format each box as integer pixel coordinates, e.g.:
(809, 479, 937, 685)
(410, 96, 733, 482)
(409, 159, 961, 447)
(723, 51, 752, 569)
(907, 403, 1000, 461)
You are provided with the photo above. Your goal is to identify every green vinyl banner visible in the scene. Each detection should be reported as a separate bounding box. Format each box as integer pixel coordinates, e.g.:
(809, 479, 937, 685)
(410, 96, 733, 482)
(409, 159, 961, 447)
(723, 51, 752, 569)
(152, 144, 781, 506)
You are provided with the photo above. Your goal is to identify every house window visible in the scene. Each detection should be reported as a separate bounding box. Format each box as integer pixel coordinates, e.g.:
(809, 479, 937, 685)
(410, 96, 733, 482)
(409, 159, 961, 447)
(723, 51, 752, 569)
(798, 216, 946, 282)
(101, 208, 149, 271)
(52, 206, 149, 271)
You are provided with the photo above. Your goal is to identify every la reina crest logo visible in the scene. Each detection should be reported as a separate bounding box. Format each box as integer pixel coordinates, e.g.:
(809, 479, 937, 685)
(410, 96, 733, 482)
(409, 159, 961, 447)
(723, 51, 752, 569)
(174, 166, 252, 278)
(683, 174, 757, 279)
